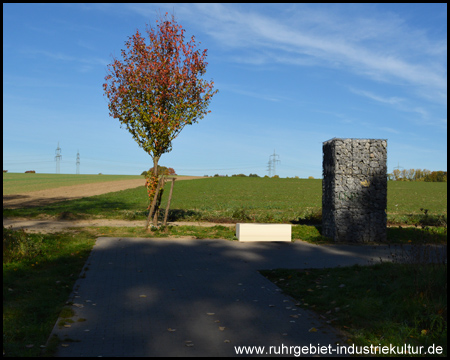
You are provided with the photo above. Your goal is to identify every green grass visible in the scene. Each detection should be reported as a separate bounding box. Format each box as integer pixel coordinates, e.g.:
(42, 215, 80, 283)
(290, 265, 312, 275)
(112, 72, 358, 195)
(2, 177, 447, 357)
(261, 261, 447, 356)
(3, 173, 145, 195)
(3, 225, 446, 357)
(3, 228, 96, 357)
(4, 177, 447, 227)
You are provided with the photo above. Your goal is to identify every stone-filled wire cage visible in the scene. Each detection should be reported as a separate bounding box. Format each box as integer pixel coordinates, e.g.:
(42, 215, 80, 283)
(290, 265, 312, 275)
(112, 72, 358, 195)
(322, 138, 387, 243)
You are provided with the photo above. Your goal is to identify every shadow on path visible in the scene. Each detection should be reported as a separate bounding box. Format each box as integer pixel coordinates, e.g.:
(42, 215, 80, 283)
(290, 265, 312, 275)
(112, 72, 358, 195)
(49, 238, 423, 357)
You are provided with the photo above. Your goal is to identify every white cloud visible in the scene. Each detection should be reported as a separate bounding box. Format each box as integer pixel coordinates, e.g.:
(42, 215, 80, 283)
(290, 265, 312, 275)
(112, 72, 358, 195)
(184, 4, 447, 103)
(349, 88, 405, 105)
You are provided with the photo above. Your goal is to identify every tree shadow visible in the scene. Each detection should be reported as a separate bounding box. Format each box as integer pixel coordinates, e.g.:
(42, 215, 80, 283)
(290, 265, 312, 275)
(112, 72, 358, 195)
(159, 208, 203, 222)
(47, 236, 407, 357)
(3, 196, 142, 218)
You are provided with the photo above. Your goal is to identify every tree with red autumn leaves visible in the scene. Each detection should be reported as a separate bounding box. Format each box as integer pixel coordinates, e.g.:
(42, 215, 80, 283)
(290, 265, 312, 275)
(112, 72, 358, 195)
(103, 13, 217, 226)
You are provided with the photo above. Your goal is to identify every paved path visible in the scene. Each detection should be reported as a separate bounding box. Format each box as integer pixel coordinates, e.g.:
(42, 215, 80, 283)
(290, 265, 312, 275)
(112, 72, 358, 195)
(48, 237, 402, 357)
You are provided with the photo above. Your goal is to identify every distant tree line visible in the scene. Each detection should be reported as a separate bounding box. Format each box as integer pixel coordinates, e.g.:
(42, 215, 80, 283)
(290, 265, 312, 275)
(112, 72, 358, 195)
(231, 173, 260, 177)
(141, 166, 176, 177)
(209, 174, 313, 179)
(388, 169, 447, 182)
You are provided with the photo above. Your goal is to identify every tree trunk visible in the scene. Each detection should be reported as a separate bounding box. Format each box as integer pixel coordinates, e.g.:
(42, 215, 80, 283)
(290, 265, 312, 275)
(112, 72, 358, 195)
(146, 155, 163, 229)
(152, 180, 165, 226)
(153, 156, 160, 177)
(146, 175, 164, 229)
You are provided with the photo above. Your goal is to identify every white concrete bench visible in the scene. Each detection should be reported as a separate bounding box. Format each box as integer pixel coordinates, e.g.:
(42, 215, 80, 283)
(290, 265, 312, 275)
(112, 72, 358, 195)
(236, 223, 292, 242)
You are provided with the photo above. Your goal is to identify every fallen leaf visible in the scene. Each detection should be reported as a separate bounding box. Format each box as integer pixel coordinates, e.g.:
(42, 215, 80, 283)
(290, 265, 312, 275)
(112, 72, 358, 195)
(219, 327, 226, 331)
(224, 340, 230, 343)
(139, 295, 147, 298)
(64, 325, 71, 328)
(167, 328, 176, 332)
(309, 327, 318, 332)
(206, 313, 215, 316)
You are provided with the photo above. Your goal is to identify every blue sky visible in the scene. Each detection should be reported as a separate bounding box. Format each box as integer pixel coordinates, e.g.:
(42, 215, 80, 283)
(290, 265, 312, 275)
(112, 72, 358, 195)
(3, 3, 447, 178)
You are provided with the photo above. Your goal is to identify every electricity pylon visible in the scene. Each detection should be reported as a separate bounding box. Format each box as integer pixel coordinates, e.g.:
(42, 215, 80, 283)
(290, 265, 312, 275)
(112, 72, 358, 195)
(76, 150, 80, 174)
(55, 142, 62, 174)
(267, 159, 273, 177)
(270, 150, 280, 177)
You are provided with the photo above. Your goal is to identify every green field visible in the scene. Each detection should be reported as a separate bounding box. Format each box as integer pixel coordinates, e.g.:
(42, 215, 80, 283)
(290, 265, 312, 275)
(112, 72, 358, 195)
(2, 173, 145, 195)
(161, 177, 447, 224)
(3, 176, 447, 226)
(3, 176, 447, 356)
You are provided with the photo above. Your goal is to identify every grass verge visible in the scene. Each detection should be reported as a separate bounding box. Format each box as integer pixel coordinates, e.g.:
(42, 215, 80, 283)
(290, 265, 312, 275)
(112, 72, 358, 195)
(260, 257, 447, 356)
(3, 228, 96, 357)
(2, 221, 447, 356)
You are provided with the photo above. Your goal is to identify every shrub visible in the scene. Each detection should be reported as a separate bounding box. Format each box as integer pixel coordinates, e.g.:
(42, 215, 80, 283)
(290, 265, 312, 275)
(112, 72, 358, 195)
(147, 165, 176, 176)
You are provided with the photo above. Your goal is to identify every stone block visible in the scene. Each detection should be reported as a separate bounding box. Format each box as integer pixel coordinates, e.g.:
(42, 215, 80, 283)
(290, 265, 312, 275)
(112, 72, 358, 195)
(322, 138, 387, 243)
(236, 223, 292, 242)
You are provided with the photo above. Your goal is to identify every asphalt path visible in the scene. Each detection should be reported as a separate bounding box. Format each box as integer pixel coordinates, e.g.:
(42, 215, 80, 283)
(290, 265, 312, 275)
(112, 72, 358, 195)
(47, 237, 424, 357)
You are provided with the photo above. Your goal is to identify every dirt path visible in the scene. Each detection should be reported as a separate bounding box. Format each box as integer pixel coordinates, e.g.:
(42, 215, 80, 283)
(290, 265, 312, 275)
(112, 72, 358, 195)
(2, 218, 235, 234)
(3, 176, 204, 209)
(2, 176, 225, 233)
